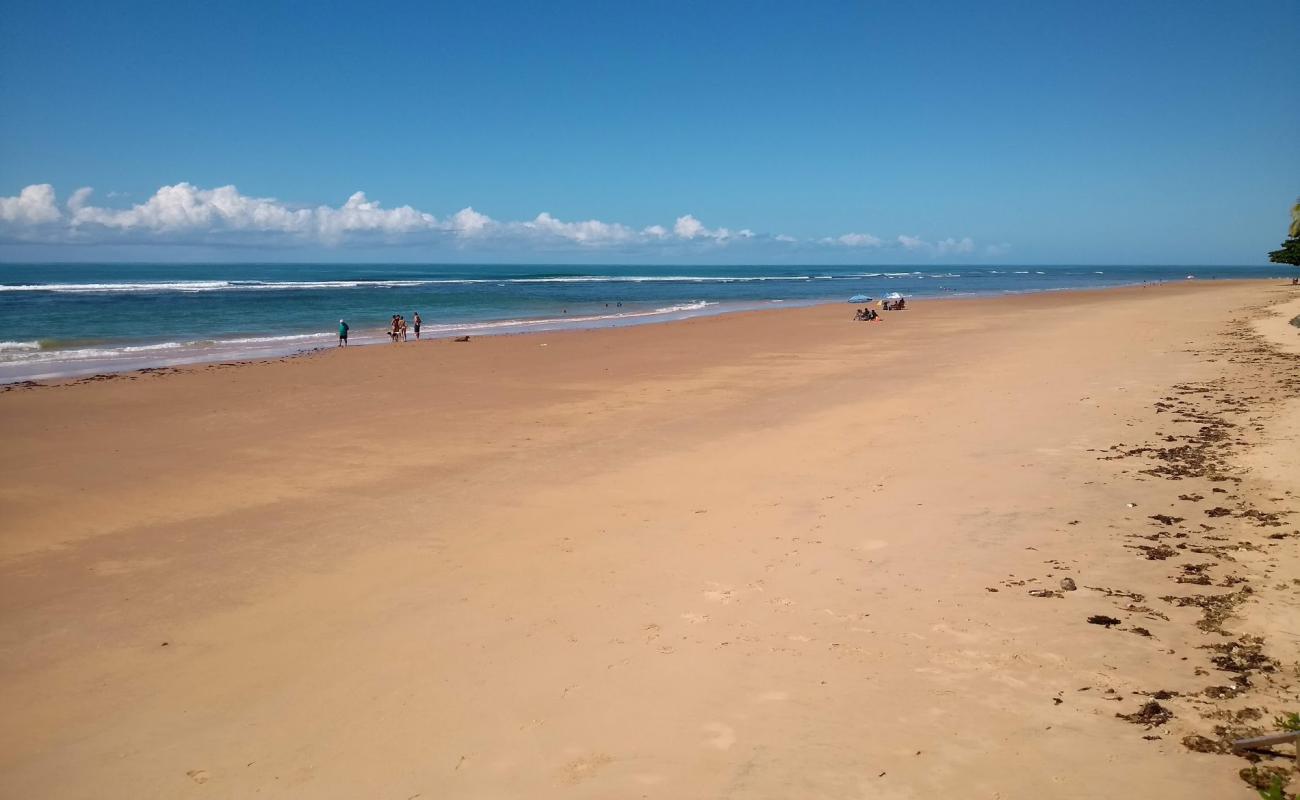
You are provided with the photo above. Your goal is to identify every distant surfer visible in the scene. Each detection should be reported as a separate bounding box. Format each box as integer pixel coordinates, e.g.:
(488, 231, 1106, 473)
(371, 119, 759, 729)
(338, 319, 349, 347)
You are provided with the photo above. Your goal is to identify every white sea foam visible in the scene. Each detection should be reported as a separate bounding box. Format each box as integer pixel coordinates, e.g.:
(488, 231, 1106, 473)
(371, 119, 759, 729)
(422, 301, 720, 333)
(0, 274, 879, 293)
(217, 333, 335, 345)
(0, 300, 736, 382)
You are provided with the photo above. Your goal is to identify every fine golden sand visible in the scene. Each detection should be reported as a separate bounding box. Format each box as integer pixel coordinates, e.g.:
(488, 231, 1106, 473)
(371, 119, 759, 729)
(1, 281, 1298, 799)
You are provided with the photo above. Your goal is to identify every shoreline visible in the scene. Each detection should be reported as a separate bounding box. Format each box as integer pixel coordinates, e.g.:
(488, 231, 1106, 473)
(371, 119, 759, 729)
(1, 277, 1291, 387)
(1, 279, 1297, 798)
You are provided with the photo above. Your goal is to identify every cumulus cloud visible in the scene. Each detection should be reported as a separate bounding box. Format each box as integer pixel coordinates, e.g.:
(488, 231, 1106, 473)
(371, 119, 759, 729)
(673, 214, 734, 241)
(936, 236, 975, 255)
(520, 212, 643, 245)
(0, 182, 992, 258)
(826, 233, 883, 247)
(0, 184, 62, 225)
(891, 234, 977, 257)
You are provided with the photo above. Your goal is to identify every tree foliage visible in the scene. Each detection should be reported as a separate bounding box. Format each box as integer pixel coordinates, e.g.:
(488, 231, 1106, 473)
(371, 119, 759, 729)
(1269, 237, 1300, 267)
(1268, 200, 1300, 267)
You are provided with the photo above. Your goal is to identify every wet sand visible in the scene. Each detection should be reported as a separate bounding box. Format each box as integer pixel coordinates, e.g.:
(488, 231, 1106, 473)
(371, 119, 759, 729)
(1, 281, 1297, 798)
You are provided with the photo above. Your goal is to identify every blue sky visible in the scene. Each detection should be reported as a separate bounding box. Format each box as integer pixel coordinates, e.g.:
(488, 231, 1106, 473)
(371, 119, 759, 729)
(0, 0, 1296, 264)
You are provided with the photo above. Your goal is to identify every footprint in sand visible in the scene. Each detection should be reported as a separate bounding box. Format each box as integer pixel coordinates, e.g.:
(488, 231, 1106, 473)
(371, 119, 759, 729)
(702, 722, 736, 750)
(703, 584, 736, 604)
(186, 770, 210, 784)
(561, 754, 614, 785)
(680, 612, 710, 624)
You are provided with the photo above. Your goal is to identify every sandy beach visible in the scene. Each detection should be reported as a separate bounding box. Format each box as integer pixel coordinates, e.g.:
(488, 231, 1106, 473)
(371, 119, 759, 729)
(1, 281, 1297, 799)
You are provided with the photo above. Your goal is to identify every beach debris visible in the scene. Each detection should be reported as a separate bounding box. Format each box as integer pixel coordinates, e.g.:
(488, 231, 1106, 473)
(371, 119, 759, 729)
(1128, 626, 1153, 637)
(1205, 507, 1234, 517)
(1149, 514, 1185, 525)
(1028, 589, 1062, 599)
(1160, 588, 1252, 633)
(1059, 577, 1077, 591)
(1202, 636, 1277, 676)
(1177, 562, 1216, 585)
(1117, 701, 1174, 728)
(1182, 734, 1228, 754)
(1239, 766, 1293, 795)
(1087, 615, 1123, 628)
(1141, 689, 1178, 700)
(1086, 585, 1145, 601)
(454, 336, 471, 342)
(1136, 544, 1178, 560)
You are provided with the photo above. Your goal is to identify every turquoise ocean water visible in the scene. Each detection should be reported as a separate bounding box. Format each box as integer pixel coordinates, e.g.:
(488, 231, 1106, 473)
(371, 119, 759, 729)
(0, 263, 1285, 383)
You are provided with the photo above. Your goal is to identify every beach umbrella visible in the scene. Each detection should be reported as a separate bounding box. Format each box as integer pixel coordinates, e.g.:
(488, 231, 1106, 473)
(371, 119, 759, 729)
(885, 291, 904, 300)
(848, 294, 872, 303)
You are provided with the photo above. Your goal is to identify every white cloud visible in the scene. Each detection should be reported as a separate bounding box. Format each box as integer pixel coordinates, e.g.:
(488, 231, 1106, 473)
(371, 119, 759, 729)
(0, 182, 992, 258)
(522, 212, 637, 245)
(449, 206, 493, 236)
(673, 214, 733, 241)
(828, 232, 883, 247)
(936, 236, 975, 255)
(0, 184, 62, 225)
(892, 234, 976, 257)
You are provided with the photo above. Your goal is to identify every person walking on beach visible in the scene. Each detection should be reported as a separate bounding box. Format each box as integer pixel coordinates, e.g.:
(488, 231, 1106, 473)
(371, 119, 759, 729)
(412, 312, 422, 339)
(399, 315, 408, 342)
(338, 319, 349, 347)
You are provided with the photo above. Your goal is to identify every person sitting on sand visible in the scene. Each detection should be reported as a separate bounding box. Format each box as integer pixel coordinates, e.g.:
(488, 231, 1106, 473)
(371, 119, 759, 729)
(338, 319, 349, 347)
(897, 297, 906, 310)
(412, 312, 422, 339)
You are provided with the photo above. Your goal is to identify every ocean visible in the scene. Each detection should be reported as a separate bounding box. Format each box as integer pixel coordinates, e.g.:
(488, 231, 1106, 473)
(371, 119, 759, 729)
(0, 262, 1285, 383)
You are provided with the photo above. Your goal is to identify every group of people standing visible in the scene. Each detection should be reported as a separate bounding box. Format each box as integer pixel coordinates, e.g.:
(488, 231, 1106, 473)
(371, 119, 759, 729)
(389, 312, 421, 342)
(335, 312, 423, 347)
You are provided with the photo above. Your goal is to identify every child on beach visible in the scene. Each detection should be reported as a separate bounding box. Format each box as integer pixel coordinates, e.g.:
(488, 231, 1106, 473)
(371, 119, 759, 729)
(338, 319, 349, 346)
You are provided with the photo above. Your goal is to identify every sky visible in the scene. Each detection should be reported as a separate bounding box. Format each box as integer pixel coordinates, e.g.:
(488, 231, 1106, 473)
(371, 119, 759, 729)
(0, 0, 1296, 265)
